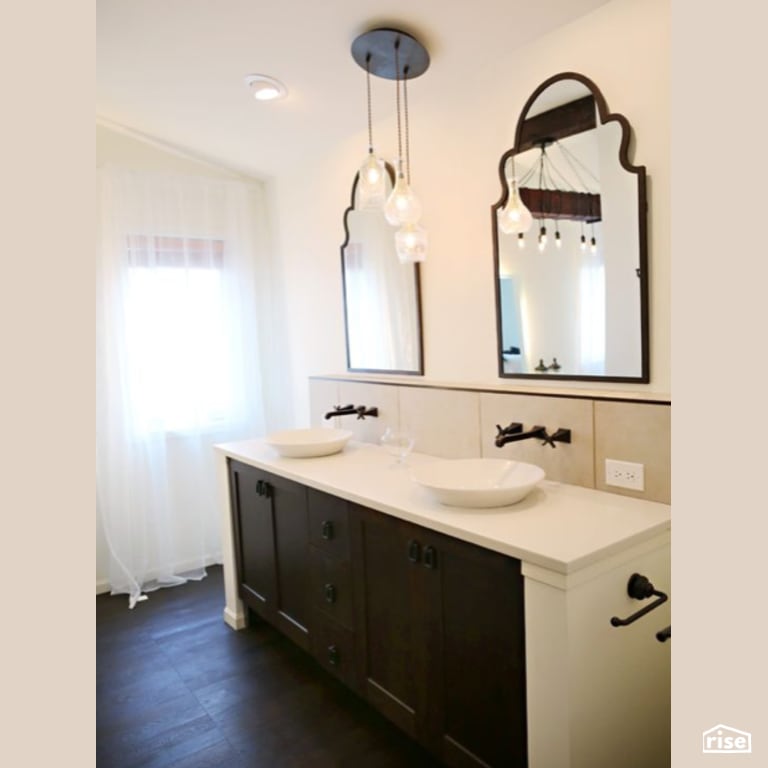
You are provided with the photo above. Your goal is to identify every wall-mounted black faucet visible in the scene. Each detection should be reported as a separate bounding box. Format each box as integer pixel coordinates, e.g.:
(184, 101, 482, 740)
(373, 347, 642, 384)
(494, 422, 571, 448)
(324, 404, 379, 421)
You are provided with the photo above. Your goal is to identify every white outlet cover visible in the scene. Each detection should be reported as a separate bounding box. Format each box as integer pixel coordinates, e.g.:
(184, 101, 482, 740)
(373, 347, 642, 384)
(605, 459, 645, 491)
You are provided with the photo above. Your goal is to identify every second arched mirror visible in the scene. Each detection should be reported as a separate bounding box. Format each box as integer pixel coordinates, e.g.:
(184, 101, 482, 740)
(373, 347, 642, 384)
(341, 165, 424, 374)
(492, 72, 649, 382)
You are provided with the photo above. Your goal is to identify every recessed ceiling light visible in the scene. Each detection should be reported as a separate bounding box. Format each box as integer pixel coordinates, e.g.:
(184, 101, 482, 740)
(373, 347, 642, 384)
(244, 74, 287, 101)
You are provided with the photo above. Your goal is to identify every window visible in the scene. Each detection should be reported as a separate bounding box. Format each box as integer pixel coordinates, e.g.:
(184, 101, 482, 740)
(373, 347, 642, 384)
(124, 235, 232, 434)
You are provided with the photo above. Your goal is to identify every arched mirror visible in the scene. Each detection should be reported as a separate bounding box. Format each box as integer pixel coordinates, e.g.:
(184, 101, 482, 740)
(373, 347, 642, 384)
(492, 72, 648, 382)
(341, 165, 424, 374)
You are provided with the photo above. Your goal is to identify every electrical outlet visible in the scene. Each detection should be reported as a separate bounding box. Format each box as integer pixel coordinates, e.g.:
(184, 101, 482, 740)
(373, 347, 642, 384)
(605, 459, 645, 491)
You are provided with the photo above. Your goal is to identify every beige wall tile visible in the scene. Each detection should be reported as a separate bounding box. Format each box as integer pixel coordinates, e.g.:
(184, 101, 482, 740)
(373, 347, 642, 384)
(479, 393, 595, 488)
(398, 387, 481, 459)
(309, 378, 671, 503)
(335, 381, 400, 444)
(594, 401, 671, 504)
(308, 378, 340, 427)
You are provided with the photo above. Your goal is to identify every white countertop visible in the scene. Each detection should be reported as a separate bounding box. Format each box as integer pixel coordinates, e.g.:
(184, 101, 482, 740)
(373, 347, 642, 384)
(215, 439, 671, 575)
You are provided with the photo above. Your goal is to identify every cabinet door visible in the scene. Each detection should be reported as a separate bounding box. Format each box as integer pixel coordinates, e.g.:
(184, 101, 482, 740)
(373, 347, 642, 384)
(351, 504, 432, 741)
(268, 473, 310, 650)
(228, 461, 310, 650)
(428, 531, 527, 768)
(228, 460, 277, 618)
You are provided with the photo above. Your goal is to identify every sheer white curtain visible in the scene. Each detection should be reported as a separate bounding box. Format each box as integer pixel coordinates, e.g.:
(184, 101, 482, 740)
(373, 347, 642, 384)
(97, 167, 267, 608)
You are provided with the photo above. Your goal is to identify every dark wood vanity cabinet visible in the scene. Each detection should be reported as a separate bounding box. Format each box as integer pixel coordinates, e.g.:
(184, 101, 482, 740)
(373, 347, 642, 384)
(227, 460, 310, 650)
(228, 459, 527, 768)
(350, 504, 528, 768)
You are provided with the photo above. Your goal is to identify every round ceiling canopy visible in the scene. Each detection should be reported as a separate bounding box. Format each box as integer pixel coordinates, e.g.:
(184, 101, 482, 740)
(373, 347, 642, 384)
(351, 28, 430, 80)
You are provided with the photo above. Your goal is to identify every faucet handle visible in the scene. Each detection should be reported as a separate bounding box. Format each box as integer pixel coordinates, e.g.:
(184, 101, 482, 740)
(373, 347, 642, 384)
(541, 427, 572, 447)
(496, 422, 523, 437)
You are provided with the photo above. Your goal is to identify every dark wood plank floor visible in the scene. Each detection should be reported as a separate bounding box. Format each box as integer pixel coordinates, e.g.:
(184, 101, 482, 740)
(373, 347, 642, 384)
(97, 566, 444, 767)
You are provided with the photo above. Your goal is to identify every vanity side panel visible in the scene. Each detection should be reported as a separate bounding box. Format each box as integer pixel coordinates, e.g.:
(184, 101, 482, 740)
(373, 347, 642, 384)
(523, 577, 573, 768)
(567, 541, 671, 768)
(218, 451, 246, 629)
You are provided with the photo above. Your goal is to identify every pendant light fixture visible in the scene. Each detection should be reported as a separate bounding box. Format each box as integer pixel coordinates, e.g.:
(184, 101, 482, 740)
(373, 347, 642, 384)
(351, 28, 430, 263)
(498, 156, 533, 235)
(501, 140, 602, 253)
(356, 54, 386, 208)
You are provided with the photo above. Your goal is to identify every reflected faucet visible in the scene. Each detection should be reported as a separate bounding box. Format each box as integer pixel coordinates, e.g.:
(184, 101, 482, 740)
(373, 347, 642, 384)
(495, 422, 571, 448)
(324, 404, 379, 421)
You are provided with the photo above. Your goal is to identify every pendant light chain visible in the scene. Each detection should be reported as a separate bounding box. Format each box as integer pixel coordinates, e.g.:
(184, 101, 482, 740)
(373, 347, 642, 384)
(404, 69, 411, 185)
(365, 54, 374, 152)
(394, 39, 403, 177)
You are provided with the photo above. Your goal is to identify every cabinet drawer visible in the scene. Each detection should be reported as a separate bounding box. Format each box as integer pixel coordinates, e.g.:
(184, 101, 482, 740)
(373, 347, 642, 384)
(308, 489, 349, 558)
(309, 546, 354, 629)
(310, 610, 357, 690)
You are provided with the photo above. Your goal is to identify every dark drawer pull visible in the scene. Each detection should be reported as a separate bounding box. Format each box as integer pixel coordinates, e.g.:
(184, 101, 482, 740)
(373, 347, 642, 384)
(423, 545, 437, 570)
(321, 520, 334, 540)
(407, 539, 421, 564)
(324, 583, 337, 604)
(328, 644, 340, 666)
(255, 480, 272, 498)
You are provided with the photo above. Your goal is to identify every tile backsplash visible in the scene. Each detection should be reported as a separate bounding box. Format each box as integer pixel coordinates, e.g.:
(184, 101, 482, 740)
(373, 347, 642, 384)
(309, 377, 671, 505)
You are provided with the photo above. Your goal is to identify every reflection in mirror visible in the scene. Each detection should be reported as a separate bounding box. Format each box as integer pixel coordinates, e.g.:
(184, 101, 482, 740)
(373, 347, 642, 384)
(493, 73, 648, 382)
(341, 166, 424, 374)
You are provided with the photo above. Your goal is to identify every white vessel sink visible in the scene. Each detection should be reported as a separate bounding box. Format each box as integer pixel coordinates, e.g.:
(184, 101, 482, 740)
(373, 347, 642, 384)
(265, 428, 353, 458)
(411, 458, 545, 508)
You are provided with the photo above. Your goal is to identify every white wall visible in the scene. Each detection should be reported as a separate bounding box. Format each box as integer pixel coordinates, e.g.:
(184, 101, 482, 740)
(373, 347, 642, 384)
(272, 0, 670, 426)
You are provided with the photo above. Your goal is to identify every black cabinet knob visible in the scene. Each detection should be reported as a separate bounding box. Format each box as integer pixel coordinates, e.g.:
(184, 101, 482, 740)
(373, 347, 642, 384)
(328, 644, 340, 666)
(324, 583, 337, 604)
(423, 546, 438, 570)
(407, 539, 421, 564)
(321, 520, 334, 540)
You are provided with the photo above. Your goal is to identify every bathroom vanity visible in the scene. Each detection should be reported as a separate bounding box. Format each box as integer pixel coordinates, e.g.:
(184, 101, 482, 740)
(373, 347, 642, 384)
(214, 439, 671, 768)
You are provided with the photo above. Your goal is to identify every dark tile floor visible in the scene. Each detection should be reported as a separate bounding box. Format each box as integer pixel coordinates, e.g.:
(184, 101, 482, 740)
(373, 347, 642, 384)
(96, 566, 443, 767)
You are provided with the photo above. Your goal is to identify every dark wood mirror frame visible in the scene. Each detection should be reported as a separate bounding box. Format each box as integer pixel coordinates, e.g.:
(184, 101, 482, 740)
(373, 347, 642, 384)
(492, 71, 649, 383)
(340, 163, 425, 375)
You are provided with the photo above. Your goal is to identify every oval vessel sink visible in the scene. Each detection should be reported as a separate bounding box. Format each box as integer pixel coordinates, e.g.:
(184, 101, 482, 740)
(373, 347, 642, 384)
(266, 428, 353, 458)
(411, 458, 545, 508)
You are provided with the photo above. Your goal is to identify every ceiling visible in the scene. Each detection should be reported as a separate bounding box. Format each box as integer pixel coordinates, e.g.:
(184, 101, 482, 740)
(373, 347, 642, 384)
(97, 0, 612, 179)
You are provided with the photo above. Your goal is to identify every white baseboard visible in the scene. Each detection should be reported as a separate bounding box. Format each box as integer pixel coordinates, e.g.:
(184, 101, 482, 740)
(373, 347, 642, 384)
(96, 579, 111, 595)
(223, 606, 247, 630)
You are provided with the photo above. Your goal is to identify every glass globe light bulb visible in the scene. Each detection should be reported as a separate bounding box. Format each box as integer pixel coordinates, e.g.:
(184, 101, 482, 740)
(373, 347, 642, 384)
(384, 174, 422, 226)
(498, 180, 533, 235)
(357, 151, 386, 208)
(395, 223, 428, 263)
